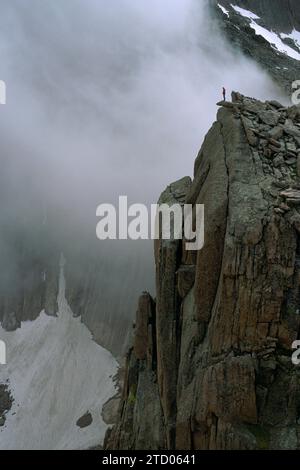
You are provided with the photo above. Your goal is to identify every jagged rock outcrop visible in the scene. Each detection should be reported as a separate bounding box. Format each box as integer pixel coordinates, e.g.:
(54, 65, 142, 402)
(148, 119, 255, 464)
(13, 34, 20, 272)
(106, 93, 300, 450)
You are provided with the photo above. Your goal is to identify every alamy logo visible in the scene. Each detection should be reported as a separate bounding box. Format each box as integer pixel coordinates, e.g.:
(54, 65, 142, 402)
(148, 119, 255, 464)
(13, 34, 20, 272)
(0, 340, 6, 365)
(96, 196, 205, 251)
(292, 81, 300, 105)
(292, 340, 300, 365)
(0, 80, 6, 105)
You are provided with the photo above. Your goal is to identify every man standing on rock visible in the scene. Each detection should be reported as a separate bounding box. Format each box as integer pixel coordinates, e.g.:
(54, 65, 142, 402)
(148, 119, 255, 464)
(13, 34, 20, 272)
(222, 87, 226, 101)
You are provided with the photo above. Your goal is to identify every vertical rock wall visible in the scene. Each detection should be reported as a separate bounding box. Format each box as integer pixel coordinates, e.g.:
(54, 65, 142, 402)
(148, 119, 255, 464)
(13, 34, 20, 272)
(106, 93, 300, 450)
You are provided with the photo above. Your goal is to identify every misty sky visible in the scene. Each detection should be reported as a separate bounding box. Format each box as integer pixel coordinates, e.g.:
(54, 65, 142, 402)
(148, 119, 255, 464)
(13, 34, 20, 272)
(0, 0, 286, 313)
(0, 0, 284, 218)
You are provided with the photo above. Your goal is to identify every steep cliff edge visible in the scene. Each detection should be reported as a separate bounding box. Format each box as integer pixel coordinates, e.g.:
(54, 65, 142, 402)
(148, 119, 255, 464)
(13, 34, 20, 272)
(105, 93, 300, 450)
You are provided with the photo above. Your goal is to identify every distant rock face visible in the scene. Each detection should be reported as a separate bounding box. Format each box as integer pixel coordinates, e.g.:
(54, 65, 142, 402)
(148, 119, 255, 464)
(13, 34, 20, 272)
(106, 93, 300, 450)
(212, 0, 300, 95)
(0, 216, 59, 331)
(219, 0, 300, 33)
(0, 208, 148, 358)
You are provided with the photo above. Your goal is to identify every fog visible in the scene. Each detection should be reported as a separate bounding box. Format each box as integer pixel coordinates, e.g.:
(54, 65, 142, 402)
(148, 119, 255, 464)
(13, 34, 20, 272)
(0, 0, 285, 350)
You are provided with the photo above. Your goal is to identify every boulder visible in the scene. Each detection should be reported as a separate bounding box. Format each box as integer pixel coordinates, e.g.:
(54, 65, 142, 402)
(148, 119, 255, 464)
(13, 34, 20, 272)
(76, 411, 93, 428)
(269, 126, 283, 140)
(259, 110, 280, 126)
(267, 100, 284, 109)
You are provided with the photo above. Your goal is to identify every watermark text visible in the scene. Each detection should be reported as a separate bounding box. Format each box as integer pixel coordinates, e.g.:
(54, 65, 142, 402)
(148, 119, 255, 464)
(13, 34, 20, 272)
(96, 196, 204, 251)
(292, 340, 300, 365)
(0, 80, 6, 105)
(0, 340, 6, 365)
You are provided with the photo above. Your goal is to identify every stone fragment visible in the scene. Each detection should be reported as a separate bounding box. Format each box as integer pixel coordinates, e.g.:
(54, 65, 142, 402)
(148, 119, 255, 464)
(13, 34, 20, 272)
(285, 158, 297, 166)
(273, 155, 284, 168)
(268, 138, 281, 148)
(280, 188, 300, 199)
(241, 116, 258, 146)
(274, 208, 284, 214)
(268, 126, 283, 140)
(279, 203, 290, 212)
(267, 100, 284, 109)
(284, 123, 300, 146)
(287, 105, 300, 121)
(269, 145, 282, 154)
(263, 148, 272, 158)
(259, 110, 280, 126)
(286, 142, 297, 153)
(76, 411, 93, 428)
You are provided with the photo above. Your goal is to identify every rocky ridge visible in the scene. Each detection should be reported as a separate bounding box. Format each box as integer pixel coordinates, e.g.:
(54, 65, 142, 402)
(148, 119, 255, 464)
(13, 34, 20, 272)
(105, 92, 300, 450)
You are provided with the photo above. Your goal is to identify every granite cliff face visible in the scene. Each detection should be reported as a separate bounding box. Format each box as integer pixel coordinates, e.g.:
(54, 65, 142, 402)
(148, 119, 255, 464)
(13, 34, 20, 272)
(106, 93, 300, 450)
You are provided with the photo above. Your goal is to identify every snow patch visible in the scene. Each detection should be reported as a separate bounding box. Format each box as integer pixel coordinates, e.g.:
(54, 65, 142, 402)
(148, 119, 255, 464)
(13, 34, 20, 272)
(280, 29, 300, 49)
(231, 4, 260, 20)
(217, 4, 229, 17)
(0, 259, 118, 450)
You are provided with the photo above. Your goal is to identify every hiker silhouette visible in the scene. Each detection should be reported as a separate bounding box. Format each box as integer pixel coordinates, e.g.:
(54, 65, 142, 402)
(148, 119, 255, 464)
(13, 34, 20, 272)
(222, 87, 226, 101)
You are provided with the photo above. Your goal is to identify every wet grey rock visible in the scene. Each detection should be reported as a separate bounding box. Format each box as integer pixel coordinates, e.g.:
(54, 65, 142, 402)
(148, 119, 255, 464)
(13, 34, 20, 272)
(76, 411, 93, 428)
(268, 100, 284, 110)
(259, 110, 280, 127)
(286, 142, 298, 153)
(286, 158, 297, 166)
(273, 155, 284, 168)
(102, 397, 121, 426)
(284, 124, 300, 146)
(269, 126, 284, 140)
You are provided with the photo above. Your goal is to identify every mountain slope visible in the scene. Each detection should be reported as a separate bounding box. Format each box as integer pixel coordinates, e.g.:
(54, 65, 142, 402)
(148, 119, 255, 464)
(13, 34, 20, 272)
(212, 0, 300, 94)
(218, 0, 300, 32)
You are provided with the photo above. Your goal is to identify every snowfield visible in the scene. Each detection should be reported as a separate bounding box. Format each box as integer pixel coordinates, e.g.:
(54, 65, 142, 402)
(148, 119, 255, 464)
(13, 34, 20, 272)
(0, 258, 118, 450)
(217, 3, 229, 17)
(230, 4, 260, 20)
